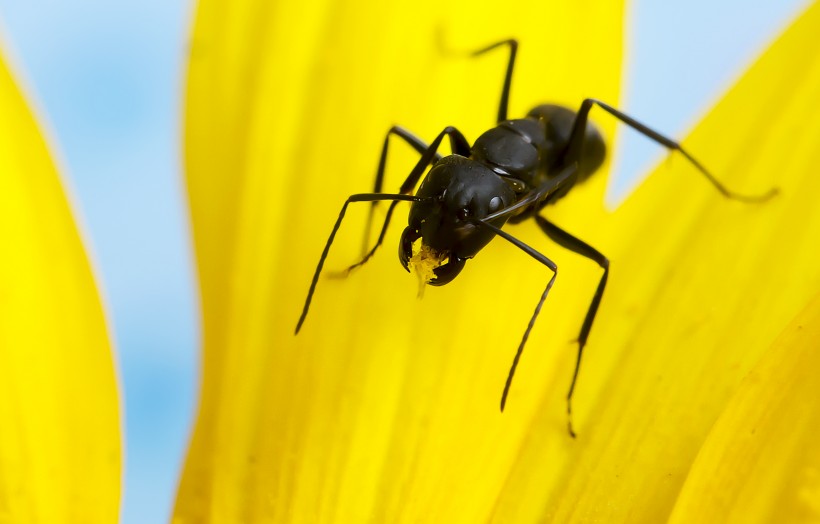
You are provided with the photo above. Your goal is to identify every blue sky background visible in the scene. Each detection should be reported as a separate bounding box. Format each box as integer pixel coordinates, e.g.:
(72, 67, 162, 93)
(0, 1, 808, 522)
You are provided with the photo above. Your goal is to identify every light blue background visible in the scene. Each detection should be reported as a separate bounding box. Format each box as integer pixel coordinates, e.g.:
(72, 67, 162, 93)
(0, 1, 807, 522)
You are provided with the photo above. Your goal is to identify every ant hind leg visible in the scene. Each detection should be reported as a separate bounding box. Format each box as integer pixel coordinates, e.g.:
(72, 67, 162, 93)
(564, 98, 777, 202)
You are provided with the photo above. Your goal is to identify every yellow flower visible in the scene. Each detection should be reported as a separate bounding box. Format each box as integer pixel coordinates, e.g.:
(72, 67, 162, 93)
(0, 49, 120, 520)
(176, 1, 820, 522)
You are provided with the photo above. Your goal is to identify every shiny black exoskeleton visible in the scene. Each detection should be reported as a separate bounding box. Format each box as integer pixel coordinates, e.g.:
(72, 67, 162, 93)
(398, 104, 606, 287)
(295, 40, 775, 437)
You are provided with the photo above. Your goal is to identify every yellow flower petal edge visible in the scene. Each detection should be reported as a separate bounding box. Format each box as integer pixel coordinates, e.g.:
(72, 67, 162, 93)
(0, 47, 121, 520)
(667, 290, 820, 523)
(177, 1, 623, 522)
(507, 3, 820, 521)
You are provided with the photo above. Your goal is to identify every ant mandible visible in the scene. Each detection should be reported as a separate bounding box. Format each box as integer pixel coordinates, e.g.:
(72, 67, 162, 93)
(295, 39, 776, 437)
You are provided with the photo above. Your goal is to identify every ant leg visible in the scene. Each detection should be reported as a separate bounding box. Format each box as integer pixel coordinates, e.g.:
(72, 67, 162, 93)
(343, 126, 471, 274)
(565, 98, 777, 202)
(535, 216, 609, 438)
(363, 126, 439, 256)
(295, 192, 430, 334)
(470, 39, 518, 123)
(371, 126, 437, 194)
(297, 126, 469, 330)
(471, 218, 558, 416)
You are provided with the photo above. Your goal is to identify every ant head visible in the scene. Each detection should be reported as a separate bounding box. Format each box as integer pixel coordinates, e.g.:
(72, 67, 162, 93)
(399, 155, 516, 285)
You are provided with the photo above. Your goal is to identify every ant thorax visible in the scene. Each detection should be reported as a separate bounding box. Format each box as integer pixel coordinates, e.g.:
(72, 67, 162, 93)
(470, 119, 546, 189)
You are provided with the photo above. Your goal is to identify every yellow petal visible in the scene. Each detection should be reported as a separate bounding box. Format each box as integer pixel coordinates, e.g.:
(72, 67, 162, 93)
(0, 49, 121, 520)
(177, 1, 623, 522)
(510, 3, 820, 521)
(667, 290, 820, 523)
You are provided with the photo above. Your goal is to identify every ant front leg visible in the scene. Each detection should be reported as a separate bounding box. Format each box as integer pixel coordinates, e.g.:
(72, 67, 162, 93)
(535, 216, 609, 438)
(470, 219, 558, 415)
(564, 98, 777, 202)
(297, 126, 471, 332)
(362, 126, 440, 257)
(344, 126, 471, 274)
(295, 192, 430, 334)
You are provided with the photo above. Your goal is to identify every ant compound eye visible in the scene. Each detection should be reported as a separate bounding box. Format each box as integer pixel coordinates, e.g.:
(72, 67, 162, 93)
(457, 207, 471, 220)
(488, 196, 502, 213)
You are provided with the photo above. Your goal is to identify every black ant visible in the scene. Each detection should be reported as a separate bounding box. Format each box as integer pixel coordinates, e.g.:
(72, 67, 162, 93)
(295, 39, 776, 437)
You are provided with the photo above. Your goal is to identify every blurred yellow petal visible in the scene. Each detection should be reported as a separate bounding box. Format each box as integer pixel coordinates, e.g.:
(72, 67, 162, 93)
(0, 47, 120, 520)
(178, 1, 623, 522)
(177, 0, 820, 522)
(667, 291, 820, 523)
